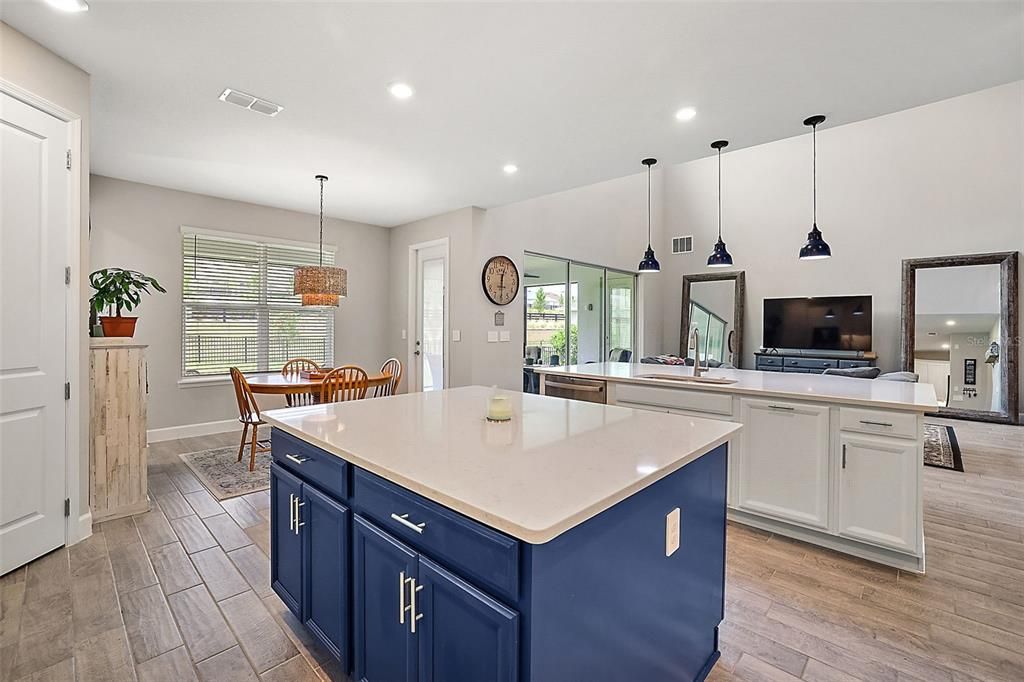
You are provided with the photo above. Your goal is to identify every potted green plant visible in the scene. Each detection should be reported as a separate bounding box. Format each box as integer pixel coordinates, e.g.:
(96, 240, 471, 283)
(89, 268, 167, 337)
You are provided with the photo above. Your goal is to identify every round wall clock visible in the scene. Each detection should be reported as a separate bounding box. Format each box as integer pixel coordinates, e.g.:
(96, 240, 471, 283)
(481, 255, 520, 305)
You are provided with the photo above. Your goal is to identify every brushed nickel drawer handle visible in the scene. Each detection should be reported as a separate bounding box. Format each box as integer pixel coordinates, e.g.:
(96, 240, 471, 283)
(859, 420, 894, 427)
(545, 380, 603, 392)
(288, 493, 295, 532)
(768, 404, 795, 411)
(286, 454, 310, 465)
(294, 500, 305, 535)
(391, 513, 426, 534)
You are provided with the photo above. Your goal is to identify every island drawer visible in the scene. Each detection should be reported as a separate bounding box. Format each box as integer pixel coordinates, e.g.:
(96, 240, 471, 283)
(352, 469, 519, 601)
(839, 407, 918, 440)
(614, 383, 733, 416)
(271, 429, 349, 500)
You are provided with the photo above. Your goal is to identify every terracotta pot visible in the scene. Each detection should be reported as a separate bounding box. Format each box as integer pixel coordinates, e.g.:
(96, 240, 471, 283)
(99, 316, 138, 338)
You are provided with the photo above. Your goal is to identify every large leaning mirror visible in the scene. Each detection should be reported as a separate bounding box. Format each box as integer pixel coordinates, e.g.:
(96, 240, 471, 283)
(680, 271, 746, 368)
(902, 252, 1019, 424)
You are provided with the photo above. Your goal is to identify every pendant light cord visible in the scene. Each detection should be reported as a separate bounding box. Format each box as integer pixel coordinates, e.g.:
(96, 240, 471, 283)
(812, 121, 817, 225)
(647, 163, 652, 246)
(318, 176, 325, 267)
(717, 146, 723, 240)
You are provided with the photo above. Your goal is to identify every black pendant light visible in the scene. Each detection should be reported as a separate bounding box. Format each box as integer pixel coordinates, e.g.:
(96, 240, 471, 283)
(637, 158, 660, 273)
(799, 115, 832, 260)
(707, 140, 733, 267)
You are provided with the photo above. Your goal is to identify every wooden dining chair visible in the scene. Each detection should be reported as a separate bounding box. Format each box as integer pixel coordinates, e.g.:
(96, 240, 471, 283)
(230, 367, 270, 471)
(320, 365, 369, 403)
(375, 358, 404, 397)
(282, 358, 321, 406)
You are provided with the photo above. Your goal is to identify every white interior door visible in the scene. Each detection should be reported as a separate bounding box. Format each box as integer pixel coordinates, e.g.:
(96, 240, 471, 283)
(413, 244, 447, 392)
(0, 93, 70, 574)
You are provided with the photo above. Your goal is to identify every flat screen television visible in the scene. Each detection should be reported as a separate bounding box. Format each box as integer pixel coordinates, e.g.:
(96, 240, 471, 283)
(763, 296, 872, 352)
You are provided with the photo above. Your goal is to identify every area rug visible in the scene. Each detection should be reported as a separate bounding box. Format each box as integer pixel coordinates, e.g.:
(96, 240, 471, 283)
(179, 445, 271, 500)
(924, 424, 964, 472)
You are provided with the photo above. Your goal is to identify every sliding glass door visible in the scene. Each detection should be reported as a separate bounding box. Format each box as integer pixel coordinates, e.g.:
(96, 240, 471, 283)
(523, 253, 636, 375)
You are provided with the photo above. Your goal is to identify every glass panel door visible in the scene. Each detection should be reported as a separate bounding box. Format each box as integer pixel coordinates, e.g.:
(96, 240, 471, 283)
(416, 245, 446, 391)
(524, 254, 569, 367)
(605, 270, 635, 361)
(569, 263, 604, 365)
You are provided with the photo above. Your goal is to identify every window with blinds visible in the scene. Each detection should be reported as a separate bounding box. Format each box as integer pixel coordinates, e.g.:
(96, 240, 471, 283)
(181, 230, 335, 377)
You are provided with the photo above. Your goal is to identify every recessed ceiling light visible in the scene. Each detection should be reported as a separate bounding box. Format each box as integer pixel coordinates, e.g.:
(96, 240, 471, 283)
(45, 0, 88, 11)
(503, 164, 518, 175)
(941, 343, 950, 349)
(388, 82, 415, 100)
(945, 320, 956, 326)
(675, 106, 697, 121)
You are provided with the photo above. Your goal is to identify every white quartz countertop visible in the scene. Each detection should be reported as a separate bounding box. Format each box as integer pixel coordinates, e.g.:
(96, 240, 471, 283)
(534, 363, 939, 412)
(262, 386, 739, 544)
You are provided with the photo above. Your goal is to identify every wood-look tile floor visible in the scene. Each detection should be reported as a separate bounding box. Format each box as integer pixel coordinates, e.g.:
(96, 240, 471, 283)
(2, 419, 1022, 681)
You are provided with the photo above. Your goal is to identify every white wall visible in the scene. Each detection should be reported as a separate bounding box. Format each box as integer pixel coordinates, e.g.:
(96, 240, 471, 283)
(90, 176, 391, 430)
(658, 81, 1023, 404)
(2, 22, 91, 519)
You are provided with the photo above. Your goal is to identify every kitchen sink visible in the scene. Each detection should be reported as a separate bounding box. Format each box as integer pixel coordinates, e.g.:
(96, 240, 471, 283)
(635, 374, 738, 385)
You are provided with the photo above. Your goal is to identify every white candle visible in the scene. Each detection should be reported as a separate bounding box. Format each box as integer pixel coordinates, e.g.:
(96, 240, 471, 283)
(487, 395, 512, 422)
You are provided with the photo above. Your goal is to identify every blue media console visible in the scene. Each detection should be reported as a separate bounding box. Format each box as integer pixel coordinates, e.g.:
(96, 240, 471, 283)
(270, 427, 728, 682)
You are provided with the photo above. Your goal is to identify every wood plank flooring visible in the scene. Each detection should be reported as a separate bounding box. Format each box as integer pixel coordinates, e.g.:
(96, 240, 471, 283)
(1, 419, 1022, 681)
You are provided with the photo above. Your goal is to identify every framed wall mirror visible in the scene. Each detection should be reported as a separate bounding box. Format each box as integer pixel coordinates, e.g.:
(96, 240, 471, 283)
(680, 271, 746, 368)
(901, 251, 1019, 424)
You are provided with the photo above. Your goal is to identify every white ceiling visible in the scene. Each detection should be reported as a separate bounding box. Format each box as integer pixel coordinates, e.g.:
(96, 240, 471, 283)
(4, 1, 1022, 226)
(915, 313, 1000, 351)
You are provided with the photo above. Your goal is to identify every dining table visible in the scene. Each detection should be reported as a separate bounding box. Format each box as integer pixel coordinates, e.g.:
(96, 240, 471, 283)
(245, 370, 392, 398)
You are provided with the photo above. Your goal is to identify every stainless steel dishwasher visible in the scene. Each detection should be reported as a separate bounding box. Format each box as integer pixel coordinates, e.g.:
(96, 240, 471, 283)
(540, 374, 607, 404)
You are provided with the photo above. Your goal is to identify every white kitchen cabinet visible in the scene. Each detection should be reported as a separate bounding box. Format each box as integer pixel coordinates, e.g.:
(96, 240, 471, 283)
(837, 433, 920, 553)
(736, 398, 830, 530)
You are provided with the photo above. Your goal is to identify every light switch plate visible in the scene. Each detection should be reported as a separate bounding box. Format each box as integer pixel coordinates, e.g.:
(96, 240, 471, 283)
(499, 331, 511, 342)
(452, 330, 461, 342)
(487, 331, 499, 343)
(666, 507, 680, 556)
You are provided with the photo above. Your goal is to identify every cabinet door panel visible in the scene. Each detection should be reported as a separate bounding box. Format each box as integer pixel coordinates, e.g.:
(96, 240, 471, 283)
(737, 399, 830, 529)
(270, 463, 303, 617)
(302, 485, 349, 664)
(839, 434, 919, 553)
(417, 557, 518, 682)
(353, 516, 417, 682)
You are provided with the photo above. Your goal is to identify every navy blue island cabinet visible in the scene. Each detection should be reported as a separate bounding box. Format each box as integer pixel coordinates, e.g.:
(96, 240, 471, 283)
(270, 426, 728, 682)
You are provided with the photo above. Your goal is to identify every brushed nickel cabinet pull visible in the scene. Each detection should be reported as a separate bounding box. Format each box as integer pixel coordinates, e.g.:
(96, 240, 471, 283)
(768, 404, 795, 411)
(842, 444, 847, 469)
(859, 419, 894, 427)
(409, 578, 424, 633)
(391, 513, 426, 534)
(286, 453, 310, 465)
(399, 571, 407, 624)
(288, 493, 295, 531)
(294, 500, 305, 535)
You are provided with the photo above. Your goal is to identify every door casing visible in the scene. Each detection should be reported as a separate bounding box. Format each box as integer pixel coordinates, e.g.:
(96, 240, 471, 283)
(407, 238, 450, 392)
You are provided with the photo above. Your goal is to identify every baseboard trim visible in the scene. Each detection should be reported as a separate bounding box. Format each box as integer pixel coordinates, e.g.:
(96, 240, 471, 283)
(148, 419, 238, 444)
(68, 510, 93, 545)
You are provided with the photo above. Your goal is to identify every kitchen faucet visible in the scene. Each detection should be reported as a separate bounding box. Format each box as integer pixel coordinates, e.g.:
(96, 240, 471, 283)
(691, 327, 704, 377)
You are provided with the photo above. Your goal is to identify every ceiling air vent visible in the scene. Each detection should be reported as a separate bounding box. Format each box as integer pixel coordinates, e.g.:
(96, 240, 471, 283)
(219, 88, 284, 117)
(672, 236, 693, 254)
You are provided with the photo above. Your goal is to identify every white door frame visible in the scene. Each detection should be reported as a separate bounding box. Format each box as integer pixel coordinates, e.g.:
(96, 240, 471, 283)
(1, 78, 88, 545)
(407, 237, 450, 391)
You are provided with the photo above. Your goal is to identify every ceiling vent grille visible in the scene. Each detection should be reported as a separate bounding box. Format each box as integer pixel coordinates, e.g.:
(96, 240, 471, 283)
(219, 88, 283, 117)
(672, 236, 693, 254)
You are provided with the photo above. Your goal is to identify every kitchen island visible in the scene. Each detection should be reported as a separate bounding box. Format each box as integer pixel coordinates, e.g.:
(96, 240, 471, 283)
(536, 363, 939, 573)
(262, 385, 740, 682)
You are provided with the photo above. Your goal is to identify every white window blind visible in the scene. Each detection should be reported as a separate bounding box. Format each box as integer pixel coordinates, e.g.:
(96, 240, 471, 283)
(181, 230, 335, 377)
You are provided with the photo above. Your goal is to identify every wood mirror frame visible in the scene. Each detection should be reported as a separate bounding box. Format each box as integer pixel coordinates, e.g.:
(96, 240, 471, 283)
(901, 251, 1019, 424)
(680, 271, 746, 367)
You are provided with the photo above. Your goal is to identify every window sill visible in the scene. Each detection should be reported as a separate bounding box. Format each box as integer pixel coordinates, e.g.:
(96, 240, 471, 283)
(178, 375, 232, 388)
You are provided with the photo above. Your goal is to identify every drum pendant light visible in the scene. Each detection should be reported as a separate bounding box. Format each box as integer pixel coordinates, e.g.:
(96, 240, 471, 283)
(707, 140, 733, 267)
(294, 174, 348, 306)
(637, 158, 660, 273)
(799, 115, 832, 260)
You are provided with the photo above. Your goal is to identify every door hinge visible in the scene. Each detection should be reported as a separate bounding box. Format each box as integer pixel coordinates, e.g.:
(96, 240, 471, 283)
(65, 266, 72, 285)
(65, 382, 71, 400)
(64, 498, 71, 517)
(66, 149, 72, 170)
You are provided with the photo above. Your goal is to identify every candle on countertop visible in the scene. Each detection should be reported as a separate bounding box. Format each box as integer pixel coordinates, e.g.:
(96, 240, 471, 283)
(486, 394, 512, 422)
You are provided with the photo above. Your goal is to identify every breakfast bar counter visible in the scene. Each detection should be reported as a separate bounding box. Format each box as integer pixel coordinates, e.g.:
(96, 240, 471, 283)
(262, 385, 740, 682)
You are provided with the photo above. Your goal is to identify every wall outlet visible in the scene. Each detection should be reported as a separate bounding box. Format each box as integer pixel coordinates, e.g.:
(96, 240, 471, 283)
(487, 331, 499, 343)
(665, 507, 680, 557)
(452, 329, 461, 342)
